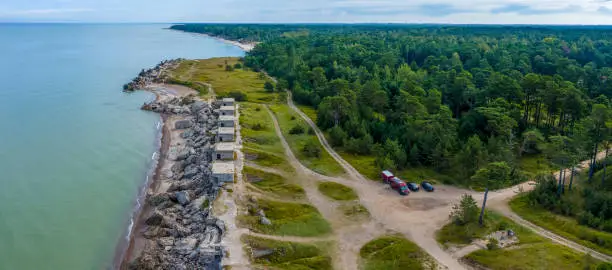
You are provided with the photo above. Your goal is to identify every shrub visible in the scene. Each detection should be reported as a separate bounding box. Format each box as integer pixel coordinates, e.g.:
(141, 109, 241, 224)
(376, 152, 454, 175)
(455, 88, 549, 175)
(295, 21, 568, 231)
(225, 65, 235, 71)
(201, 198, 210, 209)
(289, 124, 305, 134)
(486, 238, 499, 250)
(250, 122, 265, 131)
(223, 91, 247, 101)
(264, 81, 275, 92)
(302, 139, 322, 158)
(308, 127, 315, 135)
(234, 63, 242, 69)
(329, 126, 347, 147)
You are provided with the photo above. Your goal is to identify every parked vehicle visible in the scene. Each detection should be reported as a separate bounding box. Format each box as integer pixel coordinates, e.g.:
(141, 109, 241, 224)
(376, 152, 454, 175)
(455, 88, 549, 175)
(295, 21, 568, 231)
(390, 177, 410, 195)
(407, 182, 420, 192)
(421, 181, 435, 192)
(381, 170, 394, 183)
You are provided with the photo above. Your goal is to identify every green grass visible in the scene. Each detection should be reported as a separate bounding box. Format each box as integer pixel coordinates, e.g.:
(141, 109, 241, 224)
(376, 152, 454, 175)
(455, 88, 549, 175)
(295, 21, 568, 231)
(241, 103, 283, 153)
(519, 153, 554, 178)
(169, 57, 277, 102)
(510, 195, 612, 256)
(269, 104, 345, 176)
(360, 235, 437, 270)
(243, 147, 292, 172)
(317, 181, 358, 201)
(244, 166, 304, 199)
(242, 235, 332, 270)
(465, 242, 601, 270)
(239, 199, 332, 237)
(297, 105, 318, 123)
(437, 211, 540, 248)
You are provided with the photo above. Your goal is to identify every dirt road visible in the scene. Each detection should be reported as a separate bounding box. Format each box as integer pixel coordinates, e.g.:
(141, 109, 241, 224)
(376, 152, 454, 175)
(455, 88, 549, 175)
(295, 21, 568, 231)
(286, 92, 612, 267)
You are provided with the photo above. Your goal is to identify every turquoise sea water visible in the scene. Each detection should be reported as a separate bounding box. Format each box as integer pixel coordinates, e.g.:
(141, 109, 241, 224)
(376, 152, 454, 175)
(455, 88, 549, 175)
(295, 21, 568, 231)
(0, 24, 244, 269)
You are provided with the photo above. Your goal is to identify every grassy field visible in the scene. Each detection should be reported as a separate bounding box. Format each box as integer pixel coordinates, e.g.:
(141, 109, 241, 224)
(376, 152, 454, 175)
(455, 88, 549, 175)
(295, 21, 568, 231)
(244, 166, 303, 199)
(239, 199, 332, 237)
(242, 235, 333, 270)
(360, 235, 437, 270)
(465, 243, 601, 270)
(269, 104, 345, 176)
(510, 195, 612, 256)
(437, 211, 540, 248)
(168, 57, 276, 102)
(519, 153, 555, 178)
(317, 181, 358, 201)
(297, 105, 318, 123)
(438, 209, 606, 269)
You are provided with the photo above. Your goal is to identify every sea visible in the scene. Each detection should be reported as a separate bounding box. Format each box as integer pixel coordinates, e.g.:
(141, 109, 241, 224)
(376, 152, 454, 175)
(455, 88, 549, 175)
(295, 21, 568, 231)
(0, 24, 244, 269)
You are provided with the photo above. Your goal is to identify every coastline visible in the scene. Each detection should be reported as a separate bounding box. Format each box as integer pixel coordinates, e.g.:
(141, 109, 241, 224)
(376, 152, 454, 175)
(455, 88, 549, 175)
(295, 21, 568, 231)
(167, 28, 257, 52)
(118, 80, 225, 269)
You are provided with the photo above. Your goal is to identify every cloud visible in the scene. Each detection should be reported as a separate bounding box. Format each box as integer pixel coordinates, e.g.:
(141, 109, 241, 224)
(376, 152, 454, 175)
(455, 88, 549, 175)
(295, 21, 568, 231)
(491, 3, 581, 15)
(1, 8, 94, 16)
(599, 6, 612, 13)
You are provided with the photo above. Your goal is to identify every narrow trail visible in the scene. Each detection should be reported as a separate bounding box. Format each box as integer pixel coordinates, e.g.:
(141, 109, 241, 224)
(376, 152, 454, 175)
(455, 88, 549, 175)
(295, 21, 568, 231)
(265, 106, 386, 270)
(490, 202, 612, 262)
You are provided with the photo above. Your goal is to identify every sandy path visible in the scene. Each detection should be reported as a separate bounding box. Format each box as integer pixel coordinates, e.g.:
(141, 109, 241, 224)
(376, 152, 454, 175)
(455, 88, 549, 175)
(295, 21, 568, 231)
(219, 104, 251, 270)
(287, 90, 612, 268)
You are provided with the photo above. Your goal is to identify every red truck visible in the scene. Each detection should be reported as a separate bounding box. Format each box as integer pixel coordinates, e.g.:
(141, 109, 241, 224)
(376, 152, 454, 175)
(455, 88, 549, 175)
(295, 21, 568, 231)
(381, 171, 409, 196)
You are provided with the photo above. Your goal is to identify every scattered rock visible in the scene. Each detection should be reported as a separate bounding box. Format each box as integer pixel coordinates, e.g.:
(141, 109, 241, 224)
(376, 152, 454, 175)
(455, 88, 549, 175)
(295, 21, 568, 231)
(252, 249, 275, 258)
(145, 211, 164, 226)
(174, 237, 198, 254)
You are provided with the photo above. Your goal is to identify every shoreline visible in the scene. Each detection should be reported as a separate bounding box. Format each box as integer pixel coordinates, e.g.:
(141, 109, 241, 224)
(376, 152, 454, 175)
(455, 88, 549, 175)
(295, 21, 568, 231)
(117, 79, 225, 269)
(115, 110, 170, 269)
(167, 28, 257, 52)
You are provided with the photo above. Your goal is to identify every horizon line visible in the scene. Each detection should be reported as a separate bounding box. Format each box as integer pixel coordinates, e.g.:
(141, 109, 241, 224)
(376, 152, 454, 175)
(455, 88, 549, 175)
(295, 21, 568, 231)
(3, 21, 612, 26)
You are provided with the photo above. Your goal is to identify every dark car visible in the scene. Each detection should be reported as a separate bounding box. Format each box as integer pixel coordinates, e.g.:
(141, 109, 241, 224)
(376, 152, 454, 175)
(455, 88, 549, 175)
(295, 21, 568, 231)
(421, 181, 435, 192)
(407, 182, 420, 192)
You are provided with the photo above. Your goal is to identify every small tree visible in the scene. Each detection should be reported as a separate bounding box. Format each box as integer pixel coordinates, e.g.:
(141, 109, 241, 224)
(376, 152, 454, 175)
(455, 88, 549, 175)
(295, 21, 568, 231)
(486, 238, 499, 250)
(264, 81, 275, 92)
(302, 139, 322, 158)
(451, 194, 479, 225)
(289, 124, 305, 134)
(329, 126, 347, 147)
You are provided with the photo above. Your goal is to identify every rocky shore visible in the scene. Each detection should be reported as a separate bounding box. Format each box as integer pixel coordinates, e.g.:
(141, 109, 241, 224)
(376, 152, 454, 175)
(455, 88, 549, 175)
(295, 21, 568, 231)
(123, 59, 183, 92)
(121, 66, 229, 269)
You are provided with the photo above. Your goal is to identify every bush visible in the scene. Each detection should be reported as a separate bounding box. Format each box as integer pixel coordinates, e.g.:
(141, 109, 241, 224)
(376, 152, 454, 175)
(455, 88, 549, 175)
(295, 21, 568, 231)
(234, 63, 242, 69)
(289, 124, 305, 134)
(329, 126, 347, 147)
(223, 91, 247, 101)
(345, 135, 373, 155)
(308, 127, 315, 135)
(201, 198, 210, 209)
(225, 64, 235, 71)
(302, 139, 322, 158)
(487, 238, 499, 250)
(264, 81, 275, 92)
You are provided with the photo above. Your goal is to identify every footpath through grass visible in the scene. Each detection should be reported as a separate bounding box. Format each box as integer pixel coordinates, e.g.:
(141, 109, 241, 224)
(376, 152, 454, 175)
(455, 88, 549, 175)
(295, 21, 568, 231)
(360, 235, 437, 270)
(435, 209, 605, 269)
(269, 104, 345, 177)
(244, 166, 304, 199)
(239, 198, 332, 237)
(510, 195, 612, 256)
(242, 235, 333, 270)
(240, 103, 293, 172)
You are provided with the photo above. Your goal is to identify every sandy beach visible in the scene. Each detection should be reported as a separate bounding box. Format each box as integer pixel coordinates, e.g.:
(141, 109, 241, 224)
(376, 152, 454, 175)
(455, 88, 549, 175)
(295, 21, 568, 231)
(169, 29, 258, 52)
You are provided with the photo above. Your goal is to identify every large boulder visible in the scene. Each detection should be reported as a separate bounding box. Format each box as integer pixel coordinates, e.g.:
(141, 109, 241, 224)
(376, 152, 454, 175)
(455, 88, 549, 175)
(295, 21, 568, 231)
(145, 211, 164, 226)
(260, 216, 272, 226)
(175, 120, 193, 130)
(175, 191, 191, 206)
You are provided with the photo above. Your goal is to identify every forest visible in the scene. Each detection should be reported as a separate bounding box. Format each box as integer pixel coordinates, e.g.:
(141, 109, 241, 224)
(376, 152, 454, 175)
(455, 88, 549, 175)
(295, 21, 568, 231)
(172, 23, 612, 232)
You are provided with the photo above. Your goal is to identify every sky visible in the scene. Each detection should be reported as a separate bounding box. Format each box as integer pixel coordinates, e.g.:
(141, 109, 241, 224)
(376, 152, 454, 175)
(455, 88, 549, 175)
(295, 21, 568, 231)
(2, 0, 612, 24)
